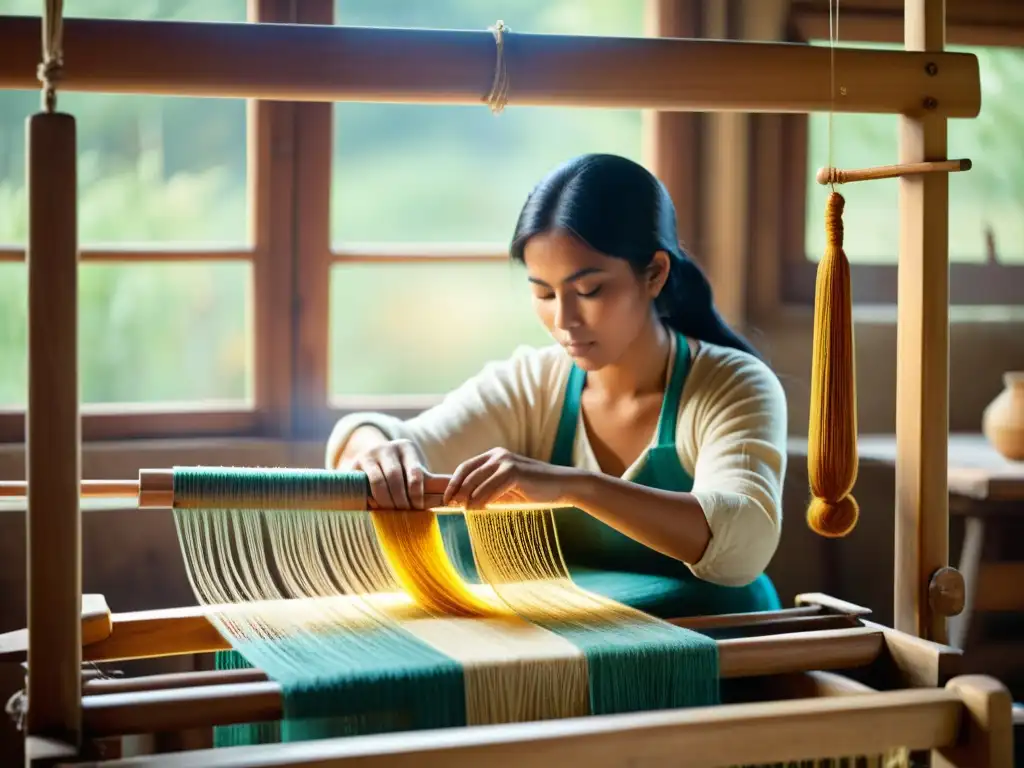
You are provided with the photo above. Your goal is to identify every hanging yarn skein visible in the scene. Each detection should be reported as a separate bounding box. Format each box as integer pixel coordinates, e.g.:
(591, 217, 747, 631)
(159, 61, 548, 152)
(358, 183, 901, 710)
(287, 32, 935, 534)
(807, 192, 859, 538)
(806, 0, 859, 539)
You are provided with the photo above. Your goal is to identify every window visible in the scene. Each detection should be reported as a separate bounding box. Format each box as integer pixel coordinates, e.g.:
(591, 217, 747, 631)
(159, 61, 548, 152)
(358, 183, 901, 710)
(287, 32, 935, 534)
(328, 0, 650, 400)
(0, 1, 253, 439)
(782, 36, 1024, 306)
(0, 0, 685, 443)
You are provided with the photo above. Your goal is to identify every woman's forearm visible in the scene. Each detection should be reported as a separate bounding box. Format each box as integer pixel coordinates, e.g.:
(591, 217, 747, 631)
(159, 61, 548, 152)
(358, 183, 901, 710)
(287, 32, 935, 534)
(562, 471, 712, 566)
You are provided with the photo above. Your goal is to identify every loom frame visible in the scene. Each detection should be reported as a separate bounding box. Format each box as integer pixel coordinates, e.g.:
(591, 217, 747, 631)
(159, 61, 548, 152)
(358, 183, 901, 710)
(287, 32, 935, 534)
(4, 0, 1015, 765)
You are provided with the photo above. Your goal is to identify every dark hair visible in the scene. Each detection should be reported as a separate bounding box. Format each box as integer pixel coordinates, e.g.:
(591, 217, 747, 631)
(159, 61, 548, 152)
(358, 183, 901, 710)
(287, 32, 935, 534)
(509, 153, 759, 359)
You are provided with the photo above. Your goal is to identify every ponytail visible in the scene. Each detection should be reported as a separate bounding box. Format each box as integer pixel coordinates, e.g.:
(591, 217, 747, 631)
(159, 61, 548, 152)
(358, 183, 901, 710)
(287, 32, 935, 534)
(656, 253, 761, 360)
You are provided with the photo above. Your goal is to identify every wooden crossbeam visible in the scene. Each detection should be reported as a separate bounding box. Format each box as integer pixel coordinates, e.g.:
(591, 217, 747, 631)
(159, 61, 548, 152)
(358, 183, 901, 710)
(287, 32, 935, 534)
(0, 15, 981, 116)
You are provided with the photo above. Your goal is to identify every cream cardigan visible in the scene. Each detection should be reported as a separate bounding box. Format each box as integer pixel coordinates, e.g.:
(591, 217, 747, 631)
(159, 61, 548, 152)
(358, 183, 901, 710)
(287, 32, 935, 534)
(326, 339, 788, 588)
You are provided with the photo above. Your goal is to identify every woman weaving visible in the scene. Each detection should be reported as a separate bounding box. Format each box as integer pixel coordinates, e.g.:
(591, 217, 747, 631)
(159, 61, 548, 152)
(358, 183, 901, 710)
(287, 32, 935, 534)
(327, 153, 787, 619)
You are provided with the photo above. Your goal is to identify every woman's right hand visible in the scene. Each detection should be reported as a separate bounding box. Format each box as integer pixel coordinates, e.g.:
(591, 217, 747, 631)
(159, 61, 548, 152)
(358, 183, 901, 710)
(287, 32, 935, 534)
(337, 429, 430, 510)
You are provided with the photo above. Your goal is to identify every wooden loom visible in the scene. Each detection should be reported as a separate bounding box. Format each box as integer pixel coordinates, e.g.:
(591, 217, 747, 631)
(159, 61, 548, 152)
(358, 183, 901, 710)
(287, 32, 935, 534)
(0, 1, 1017, 766)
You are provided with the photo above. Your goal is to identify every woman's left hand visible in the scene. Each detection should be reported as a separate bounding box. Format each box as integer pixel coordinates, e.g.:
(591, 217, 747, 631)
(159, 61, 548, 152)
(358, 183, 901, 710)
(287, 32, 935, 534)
(443, 448, 582, 510)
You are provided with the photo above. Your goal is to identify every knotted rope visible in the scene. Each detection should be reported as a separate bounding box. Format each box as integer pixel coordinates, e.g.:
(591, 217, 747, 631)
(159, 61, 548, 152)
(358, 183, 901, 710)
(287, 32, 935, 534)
(485, 20, 510, 114)
(37, 0, 65, 112)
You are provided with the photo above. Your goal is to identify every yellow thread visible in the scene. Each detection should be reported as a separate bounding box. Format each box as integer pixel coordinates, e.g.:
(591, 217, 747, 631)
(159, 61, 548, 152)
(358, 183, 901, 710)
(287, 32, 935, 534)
(806, 0, 859, 538)
(807, 192, 859, 538)
(371, 509, 499, 617)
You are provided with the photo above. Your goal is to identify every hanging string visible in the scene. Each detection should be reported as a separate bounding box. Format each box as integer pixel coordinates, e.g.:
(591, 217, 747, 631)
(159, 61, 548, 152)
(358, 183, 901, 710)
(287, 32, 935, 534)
(486, 20, 510, 114)
(821, 0, 849, 188)
(807, 0, 859, 539)
(37, 0, 65, 113)
(827, 0, 837, 189)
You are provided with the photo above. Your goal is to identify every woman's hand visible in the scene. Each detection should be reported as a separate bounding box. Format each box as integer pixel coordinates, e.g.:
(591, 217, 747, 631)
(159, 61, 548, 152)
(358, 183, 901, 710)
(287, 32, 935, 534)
(338, 433, 430, 510)
(443, 448, 584, 510)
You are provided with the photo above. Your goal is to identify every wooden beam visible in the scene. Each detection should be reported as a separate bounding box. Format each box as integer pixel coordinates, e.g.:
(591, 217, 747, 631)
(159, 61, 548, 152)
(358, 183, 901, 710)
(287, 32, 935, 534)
(0, 595, 865, 665)
(73, 628, 885, 738)
(933, 675, 1015, 768)
(642, 0, 701, 250)
(791, 0, 1024, 31)
(0, 16, 981, 116)
(862, 620, 962, 689)
(74, 686, 965, 767)
(894, 0, 952, 642)
(77, 620, 868, 699)
(25, 109, 83, 749)
(701, 0, 793, 326)
(251, 0, 299, 440)
(291, 1, 336, 439)
(0, 406, 260, 444)
(701, 0, 749, 327)
(744, 0, 793, 321)
(0, 247, 253, 263)
(794, 9, 1024, 47)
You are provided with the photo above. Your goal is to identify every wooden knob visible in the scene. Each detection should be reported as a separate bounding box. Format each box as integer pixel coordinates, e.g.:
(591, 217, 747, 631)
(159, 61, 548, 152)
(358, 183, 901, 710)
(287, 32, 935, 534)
(928, 566, 965, 617)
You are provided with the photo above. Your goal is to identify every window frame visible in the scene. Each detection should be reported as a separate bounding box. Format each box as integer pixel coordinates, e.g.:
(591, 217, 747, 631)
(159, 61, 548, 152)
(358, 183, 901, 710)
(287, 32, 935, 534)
(0, 0, 704, 444)
(779, 4, 1024, 307)
(0, 0, 299, 444)
(311, 0, 701, 440)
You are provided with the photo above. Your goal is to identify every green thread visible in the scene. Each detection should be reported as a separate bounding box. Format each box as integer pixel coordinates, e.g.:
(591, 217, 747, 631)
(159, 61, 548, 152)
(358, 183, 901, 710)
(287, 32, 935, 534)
(170, 468, 722, 746)
(443, 514, 720, 715)
(236, 625, 467, 742)
(173, 466, 369, 510)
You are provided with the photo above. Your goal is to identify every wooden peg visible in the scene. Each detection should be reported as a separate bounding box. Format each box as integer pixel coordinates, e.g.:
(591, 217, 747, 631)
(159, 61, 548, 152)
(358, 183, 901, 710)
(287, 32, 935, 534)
(816, 159, 971, 186)
(928, 566, 966, 618)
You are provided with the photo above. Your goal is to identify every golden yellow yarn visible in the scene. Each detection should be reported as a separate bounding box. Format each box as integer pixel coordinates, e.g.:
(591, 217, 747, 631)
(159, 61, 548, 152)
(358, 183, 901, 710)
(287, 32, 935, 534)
(370, 509, 499, 617)
(807, 191, 859, 538)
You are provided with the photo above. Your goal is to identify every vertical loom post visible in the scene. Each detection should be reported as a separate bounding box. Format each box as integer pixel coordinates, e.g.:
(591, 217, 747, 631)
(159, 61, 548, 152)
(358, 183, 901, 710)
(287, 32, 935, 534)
(895, 0, 950, 642)
(25, 110, 82, 748)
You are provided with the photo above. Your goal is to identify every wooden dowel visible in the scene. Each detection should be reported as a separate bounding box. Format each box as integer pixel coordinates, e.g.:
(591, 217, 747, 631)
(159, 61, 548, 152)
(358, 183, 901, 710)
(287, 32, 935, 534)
(0, 16, 981, 117)
(0, 474, 450, 510)
(2, 469, 573, 513)
(671, 605, 825, 630)
(815, 159, 971, 185)
(75, 688, 968, 768)
(0, 479, 138, 499)
(72, 688, 965, 768)
(1, 600, 861, 665)
(81, 622, 872, 698)
(143, 468, 460, 511)
(78, 627, 885, 737)
(714, 627, 883, 679)
(25, 108, 82, 748)
(85, 669, 267, 696)
(795, 592, 873, 617)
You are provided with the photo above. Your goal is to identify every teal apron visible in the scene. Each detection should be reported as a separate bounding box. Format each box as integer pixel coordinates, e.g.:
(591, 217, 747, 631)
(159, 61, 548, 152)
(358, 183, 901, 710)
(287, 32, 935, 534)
(548, 331, 781, 619)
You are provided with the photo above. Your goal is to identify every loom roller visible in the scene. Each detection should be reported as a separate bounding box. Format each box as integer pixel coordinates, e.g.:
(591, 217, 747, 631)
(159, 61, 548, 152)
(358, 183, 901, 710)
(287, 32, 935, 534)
(0, 467, 569, 513)
(2, 466, 577, 619)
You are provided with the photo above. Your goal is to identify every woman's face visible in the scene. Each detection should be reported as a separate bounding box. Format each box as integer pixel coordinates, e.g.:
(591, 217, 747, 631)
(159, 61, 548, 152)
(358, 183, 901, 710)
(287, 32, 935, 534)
(522, 229, 668, 370)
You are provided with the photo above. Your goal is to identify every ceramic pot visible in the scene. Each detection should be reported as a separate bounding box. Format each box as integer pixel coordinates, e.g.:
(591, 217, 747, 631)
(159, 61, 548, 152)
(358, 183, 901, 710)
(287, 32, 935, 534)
(982, 372, 1024, 461)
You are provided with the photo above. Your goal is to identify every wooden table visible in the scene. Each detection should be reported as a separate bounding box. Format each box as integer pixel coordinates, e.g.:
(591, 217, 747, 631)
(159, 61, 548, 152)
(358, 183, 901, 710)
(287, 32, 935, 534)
(859, 434, 1024, 660)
